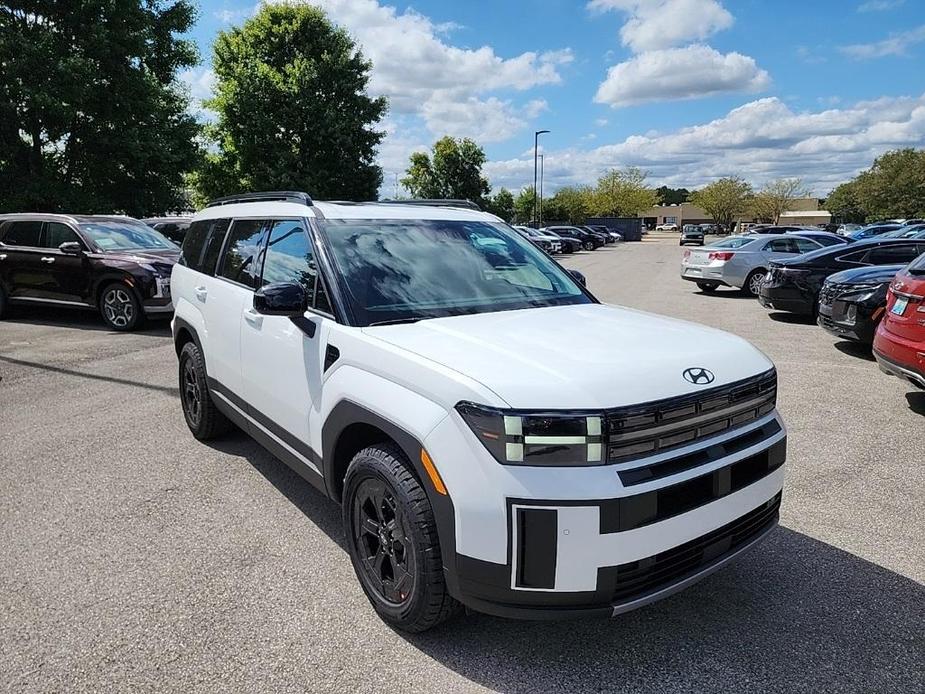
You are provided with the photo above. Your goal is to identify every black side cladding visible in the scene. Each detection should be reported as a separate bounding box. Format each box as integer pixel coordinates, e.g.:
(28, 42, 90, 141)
(516, 508, 558, 589)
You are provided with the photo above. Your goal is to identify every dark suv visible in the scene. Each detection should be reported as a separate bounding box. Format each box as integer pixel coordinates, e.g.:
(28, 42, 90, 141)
(0, 214, 178, 330)
(142, 216, 192, 244)
(545, 226, 603, 251)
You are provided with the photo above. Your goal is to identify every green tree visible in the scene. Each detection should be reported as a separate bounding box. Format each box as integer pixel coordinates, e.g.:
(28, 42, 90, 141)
(655, 186, 690, 205)
(547, 186, 590, 224)
(587, 167, 657, 217)
(0, 1, 201, 214)
(513, 186, 536, 224)
(485, 187, 514, 221)
(751, 178, 809, 223)
(825, 181, 865, 224)
(193, 4, 386, 203)
(401, 136, 490, 203)
(689, 177, 753, 232)
(852, 148, 925, 220)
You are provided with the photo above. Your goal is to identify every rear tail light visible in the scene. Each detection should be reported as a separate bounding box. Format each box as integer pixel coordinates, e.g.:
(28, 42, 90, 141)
(708, 251, 735, 261)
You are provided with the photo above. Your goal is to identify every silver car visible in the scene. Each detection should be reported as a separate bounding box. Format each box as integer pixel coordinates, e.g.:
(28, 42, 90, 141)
(680, 234, 823, 296)
(513, 226, 562, 253)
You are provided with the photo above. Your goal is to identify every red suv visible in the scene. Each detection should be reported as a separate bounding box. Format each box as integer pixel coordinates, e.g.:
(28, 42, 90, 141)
(873, 251, 925, 389)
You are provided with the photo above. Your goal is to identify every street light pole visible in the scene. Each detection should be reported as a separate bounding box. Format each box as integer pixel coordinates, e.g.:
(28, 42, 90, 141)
(538, 154, 545, 227)
(533, 129, 549, 227)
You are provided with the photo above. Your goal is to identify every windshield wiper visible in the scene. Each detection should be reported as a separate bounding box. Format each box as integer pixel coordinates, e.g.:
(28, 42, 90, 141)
(367, 317, 423, 327)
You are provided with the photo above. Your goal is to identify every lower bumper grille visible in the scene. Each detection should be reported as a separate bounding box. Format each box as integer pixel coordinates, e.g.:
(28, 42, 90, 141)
(610, 492, 782, 603)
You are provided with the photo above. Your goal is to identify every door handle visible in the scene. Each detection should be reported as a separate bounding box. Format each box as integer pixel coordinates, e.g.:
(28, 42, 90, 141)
(41, 256, 55, 264)
(194, 286, 207, 302)
(243, 308, 264, 328)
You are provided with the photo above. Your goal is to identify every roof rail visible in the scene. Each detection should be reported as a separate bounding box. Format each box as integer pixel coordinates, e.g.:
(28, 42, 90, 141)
(378, 198, 482, 211)
(205, 191, 313, 208)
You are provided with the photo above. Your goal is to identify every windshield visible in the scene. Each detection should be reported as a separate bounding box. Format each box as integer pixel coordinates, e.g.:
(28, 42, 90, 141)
(707, 237, 757, 249)
(321, 220, 591, 326)
(80, 222, 175, 251)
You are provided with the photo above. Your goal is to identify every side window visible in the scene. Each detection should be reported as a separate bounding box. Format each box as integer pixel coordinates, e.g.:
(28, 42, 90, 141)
(767, 238, 795, 253)
(43, 222, 81, 249)
(218, 219, 269, 288)
(836, 250, 869, 265)
(2, 220, 43, 247)
(179, 220, 212, 271)
(866, 244, 922, 265)
(199, 218, 232, 275)
(261, 219, 314, 292)
(792, 238, 820, 253)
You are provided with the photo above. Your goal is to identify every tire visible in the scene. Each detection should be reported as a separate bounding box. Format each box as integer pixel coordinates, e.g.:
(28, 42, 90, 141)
(697, 282, 719, 293)
(583, 241, 594, 251)
(99, 282, 143, 331)
(743, 269, 767, 297)
(344, 444, 462, 633)
(178, 341, 234, 440)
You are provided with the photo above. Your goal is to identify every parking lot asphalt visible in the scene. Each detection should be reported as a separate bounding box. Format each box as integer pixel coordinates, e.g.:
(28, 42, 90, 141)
(1, 234, 923, 693)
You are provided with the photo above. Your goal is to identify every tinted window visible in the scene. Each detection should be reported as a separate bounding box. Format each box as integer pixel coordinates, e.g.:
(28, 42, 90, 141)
(865, 244, 922, 265)
(2, 220, 43, 246)
(708, 237, 756, 249)
(219, 219, 269, 288)
(791, 237, 821, 253)
(907, 251, 925, 275)
(43, 222, 81, 249)
(767, 238, 796, 253)
(261, 220, 315, 295)
(199, 218, 231, 275)
(79, 222, 174, 251)
(180, 220, 211, 270)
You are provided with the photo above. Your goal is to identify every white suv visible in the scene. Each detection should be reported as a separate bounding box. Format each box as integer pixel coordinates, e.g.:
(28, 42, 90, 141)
(172, 191, 786, 632)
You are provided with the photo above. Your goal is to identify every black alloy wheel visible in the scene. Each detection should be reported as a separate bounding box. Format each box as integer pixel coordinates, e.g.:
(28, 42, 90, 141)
(583, 240, 594, 251)
(343, 444, 461, 632)
(178, 342, 233, 440)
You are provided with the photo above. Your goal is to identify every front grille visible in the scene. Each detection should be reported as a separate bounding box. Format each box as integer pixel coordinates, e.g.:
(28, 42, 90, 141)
(606, 369, 777, 463)
(819, 282, 848, 307)
(610, 492, 781, 603)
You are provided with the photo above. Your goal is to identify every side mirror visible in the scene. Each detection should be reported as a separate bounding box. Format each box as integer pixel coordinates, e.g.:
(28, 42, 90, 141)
(59, 241, 83, 255)
(254, 281, 307, 317)
(568, 269, 587, 287)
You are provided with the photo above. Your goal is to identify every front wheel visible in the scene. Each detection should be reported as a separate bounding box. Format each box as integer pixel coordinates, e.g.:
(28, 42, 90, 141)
(743, 269, 767, 297)
(344, 444, 461, 632)
(583, 241, 594, 251)
(99, 283, 143, 331)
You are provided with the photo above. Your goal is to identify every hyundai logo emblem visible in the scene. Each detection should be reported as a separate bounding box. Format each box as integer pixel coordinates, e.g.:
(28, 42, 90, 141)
(683, 367, 715, 385)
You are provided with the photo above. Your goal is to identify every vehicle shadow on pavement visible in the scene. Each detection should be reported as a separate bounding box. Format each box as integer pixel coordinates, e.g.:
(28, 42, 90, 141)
(0, 305, 172, 335)
(768, 312, 817, 325)
(905, 391, 925, 416)
(402, 527, 925, 693)
(833, 340, 875, 362)
(693, 289, 753, 299)
(202, 435, 925, 693)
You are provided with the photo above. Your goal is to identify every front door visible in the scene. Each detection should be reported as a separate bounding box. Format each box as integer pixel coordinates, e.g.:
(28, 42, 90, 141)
(240, 219, 326, 468)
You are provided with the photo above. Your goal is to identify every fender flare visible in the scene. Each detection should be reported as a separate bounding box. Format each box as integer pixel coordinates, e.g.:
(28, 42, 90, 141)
(172, 315, 203, 356)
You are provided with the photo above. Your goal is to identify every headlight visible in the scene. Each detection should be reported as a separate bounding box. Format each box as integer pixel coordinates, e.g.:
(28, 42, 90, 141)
(840, 283, 883, 303)
(456, 402, 603, 466)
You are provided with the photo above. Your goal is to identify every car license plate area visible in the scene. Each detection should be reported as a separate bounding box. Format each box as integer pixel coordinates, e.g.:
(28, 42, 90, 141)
(891, 297, 909, 316)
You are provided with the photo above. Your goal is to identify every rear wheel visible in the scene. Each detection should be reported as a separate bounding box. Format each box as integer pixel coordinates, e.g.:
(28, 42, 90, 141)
(583, 240, 594, 251)
(697, 282, 719, 293)
(99, 282, 143, 331)
(344, 444, 461, 633)
(179, 341, 233, 440)
(743, 269, 767, 297)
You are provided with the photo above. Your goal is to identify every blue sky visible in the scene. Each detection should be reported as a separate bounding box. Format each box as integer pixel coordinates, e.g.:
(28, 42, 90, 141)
(182, 0, 925, 196)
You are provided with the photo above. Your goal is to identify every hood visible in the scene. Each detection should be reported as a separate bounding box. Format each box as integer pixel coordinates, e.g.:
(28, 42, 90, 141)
(827, 264, 905, 285)
(103, 248, 181, 265)
(363, 304, 773, 409)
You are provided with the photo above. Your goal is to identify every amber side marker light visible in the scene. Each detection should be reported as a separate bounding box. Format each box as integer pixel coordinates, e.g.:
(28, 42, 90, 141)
(420, 449, 447, 496)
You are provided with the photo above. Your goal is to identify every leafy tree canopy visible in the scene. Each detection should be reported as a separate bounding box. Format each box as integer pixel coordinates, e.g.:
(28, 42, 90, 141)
(750, 178, 809, 223)
(401, 136, 490, 203)
(586, 167, 657, 217)
(0, 1, 202, 215)
(689, 177, 753, 232)
(851, 148, 925, 221)
(655, 186, 690, 205)
(484, 187, 514, 221)
(192, 4, 387, 204)
(544, 186, 591, 225)
(513, 186, 536, 224)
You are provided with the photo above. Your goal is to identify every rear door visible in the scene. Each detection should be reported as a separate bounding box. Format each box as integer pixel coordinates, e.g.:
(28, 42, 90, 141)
(0, 220, 47, 300)
(241, 219, 329, 467)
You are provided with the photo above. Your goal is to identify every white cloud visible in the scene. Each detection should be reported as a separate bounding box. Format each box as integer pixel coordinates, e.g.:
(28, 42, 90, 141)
(484, 94, 925, 195)
(588, 0, 733, 53)
(178, 67, 216, 118)
(595, 118, 609, 127)
(841, 25, 925, 59)
(213, 7, 255, 23)
(420, 97, 545, 143)
(594, 45, 770, 108)
(858, 0, 905, 11)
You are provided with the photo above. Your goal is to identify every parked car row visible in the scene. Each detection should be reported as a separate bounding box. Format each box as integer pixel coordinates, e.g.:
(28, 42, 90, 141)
(514, 225, 622, 254)
(681, 231, 925, 393)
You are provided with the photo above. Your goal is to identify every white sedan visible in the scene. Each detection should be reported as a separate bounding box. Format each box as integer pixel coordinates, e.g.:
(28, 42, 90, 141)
(655, 223, 679, 231)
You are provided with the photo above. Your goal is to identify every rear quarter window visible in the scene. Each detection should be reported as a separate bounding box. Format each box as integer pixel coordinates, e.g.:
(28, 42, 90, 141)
(179, 220, 211, 271)
(1, 220, 43, 246)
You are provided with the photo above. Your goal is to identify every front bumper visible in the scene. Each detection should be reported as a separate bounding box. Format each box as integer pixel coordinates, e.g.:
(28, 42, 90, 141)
(143, 276, 174, 315)
(758, 285, 815, 315)
(427, 405, 786, 620)
(817, 302, 879, 344)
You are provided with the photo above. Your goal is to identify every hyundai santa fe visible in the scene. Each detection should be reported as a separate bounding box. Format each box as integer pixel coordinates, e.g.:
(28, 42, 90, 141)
(171, 191, 787, 632)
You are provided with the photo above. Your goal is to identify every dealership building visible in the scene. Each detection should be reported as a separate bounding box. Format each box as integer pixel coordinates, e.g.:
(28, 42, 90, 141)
(642, 198, 831, 229)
